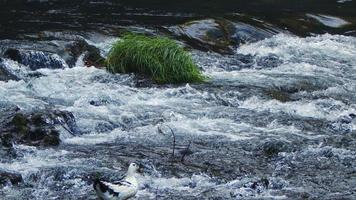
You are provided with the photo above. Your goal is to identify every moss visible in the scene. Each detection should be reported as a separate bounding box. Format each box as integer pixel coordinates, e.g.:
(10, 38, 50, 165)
(106, 33, 205, 84)
(266, 90, 291, 102)
(42, 130, 60, 146)
(11, 113, 28, 135)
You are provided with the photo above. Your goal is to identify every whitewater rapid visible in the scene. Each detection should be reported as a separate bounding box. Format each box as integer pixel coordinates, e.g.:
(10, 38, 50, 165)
(0, 34, 355, 199)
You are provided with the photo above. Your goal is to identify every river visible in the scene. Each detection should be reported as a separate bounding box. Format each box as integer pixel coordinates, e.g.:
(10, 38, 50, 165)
(0, 1, 355, 199)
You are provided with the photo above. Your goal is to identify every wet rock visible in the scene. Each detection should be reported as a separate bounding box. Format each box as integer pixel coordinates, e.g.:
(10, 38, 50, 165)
(221, 54, 255, 71)
(306, 14, 350, 28)
(249, 178, 269, 192)
(9, 113, 61, 146)
(265, 89, 292, 102)
(169, 19, 234, 54)
(64, 40, 105, 68)
(231, 22, 277, 44)
(260, 139, 292, 157)
(1, 32, 105, 69)
(0, 170, 23, 187)
(349, 113, 356, 119)
(169, 18, 276, 54)
(4, 48, 67, 70)
(277, 14, 352, 36)
(0, 57, 20, 81)
(36, 31, 86, 41)
(0, 135, 17, 162)
(256, 54, 283, 69)
(33, 32, 105, 68)
(0, 107, 79, 147)
(329, 114, 354, 134)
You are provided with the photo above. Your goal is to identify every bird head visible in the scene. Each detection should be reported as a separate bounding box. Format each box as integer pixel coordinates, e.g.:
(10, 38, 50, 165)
(127, 162, 144, 175)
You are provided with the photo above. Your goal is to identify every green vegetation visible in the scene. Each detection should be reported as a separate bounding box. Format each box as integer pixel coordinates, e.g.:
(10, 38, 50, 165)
(106, 33, 205, 84)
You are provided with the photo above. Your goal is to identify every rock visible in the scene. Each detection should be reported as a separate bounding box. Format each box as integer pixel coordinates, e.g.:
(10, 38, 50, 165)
(35, 32, 106, 68)
(256, 54, 283, 69)
(0, 58, 20, 81)
(8, 112, 61, 146)
(329, 115, 354, 134)
(265, 89, 292, 102)
(169, 19, 234, 54)
(0, 106, 80, 147)
(169, 18, 277, 54)
(4, 48, 67, 70)
(260, 139, 291, 157)
(230, 22, 277, 44)
(62, 40, 105, 68)
(0, 170, 23, 187)
(1, 32, 105, 69)
(221, 54, 255, 71)
(250, 178, 269, 192)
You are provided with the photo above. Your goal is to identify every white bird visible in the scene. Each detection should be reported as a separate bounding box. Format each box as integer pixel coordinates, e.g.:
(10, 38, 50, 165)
(94, 163, 143, 200)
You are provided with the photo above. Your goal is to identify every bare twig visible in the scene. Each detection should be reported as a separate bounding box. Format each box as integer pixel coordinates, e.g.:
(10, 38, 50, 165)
(167, 126, 176, 159)
(155, 187, 159, 200)
(60, 123, 75, 135)
(180, 141, 191, 163)
(157, 125, 176, 160)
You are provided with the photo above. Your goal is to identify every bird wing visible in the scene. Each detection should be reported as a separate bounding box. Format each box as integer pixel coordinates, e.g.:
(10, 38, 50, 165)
(94, 179, 136, 199)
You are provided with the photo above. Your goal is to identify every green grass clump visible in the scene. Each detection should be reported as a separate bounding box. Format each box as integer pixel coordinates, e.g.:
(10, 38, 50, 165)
(106, 33, 205, 84)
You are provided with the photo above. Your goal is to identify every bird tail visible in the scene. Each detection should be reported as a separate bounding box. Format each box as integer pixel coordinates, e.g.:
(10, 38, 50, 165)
(93, 178, 100, 190)
(93, 178, 109, 193)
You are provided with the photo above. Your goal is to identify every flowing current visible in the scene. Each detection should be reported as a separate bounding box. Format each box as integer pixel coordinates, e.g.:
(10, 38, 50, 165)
(0, 33, 356, 199)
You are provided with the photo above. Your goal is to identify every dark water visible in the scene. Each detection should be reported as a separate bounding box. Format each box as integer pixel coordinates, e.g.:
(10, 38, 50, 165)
(1, 0, 356, 38)
(0, 1, 356, 200)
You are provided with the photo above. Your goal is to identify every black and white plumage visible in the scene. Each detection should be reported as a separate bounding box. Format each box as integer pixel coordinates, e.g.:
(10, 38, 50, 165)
(94, 163, 141, 200)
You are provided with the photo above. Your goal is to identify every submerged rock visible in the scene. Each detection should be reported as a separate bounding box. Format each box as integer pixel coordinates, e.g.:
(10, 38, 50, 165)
(169, 18, 277, 54)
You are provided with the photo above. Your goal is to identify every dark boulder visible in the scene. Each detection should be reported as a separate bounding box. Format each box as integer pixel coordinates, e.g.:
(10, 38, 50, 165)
(256, 54, 283, 69)
(169, 19, 234, 54)
(260, 139, 292, 157)
(0, 106, 80, 147)
(4, 112, 61, 146)
(169, 18, 278, 54)
(249, 178, 269, 192)
(2, 32, 105, 69)
(33, 31, 106, 68)
(0, 170, 23, 187)
(231, 22, 277, 44)
(328, 114, 355, 134)
(65, 40, 105, 68)
(4, 49, 67, 70)
(0, 58, 18, 81)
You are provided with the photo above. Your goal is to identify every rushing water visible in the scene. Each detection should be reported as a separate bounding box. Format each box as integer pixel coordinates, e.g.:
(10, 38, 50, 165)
(0, 0, 356, 199)
(0, 33, 355, 199)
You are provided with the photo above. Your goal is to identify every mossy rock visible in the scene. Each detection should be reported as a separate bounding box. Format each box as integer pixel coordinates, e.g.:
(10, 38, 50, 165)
(169, 18, 276, 54)
(0, 108, 79, 147)
(0, 58, 20, 81)
(170, 19, 234, 53)
(0, 170, 23, 187)
(11, 113, 28, 135)
(260, 139, 292, 158)
(106, 33, 205, 84)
